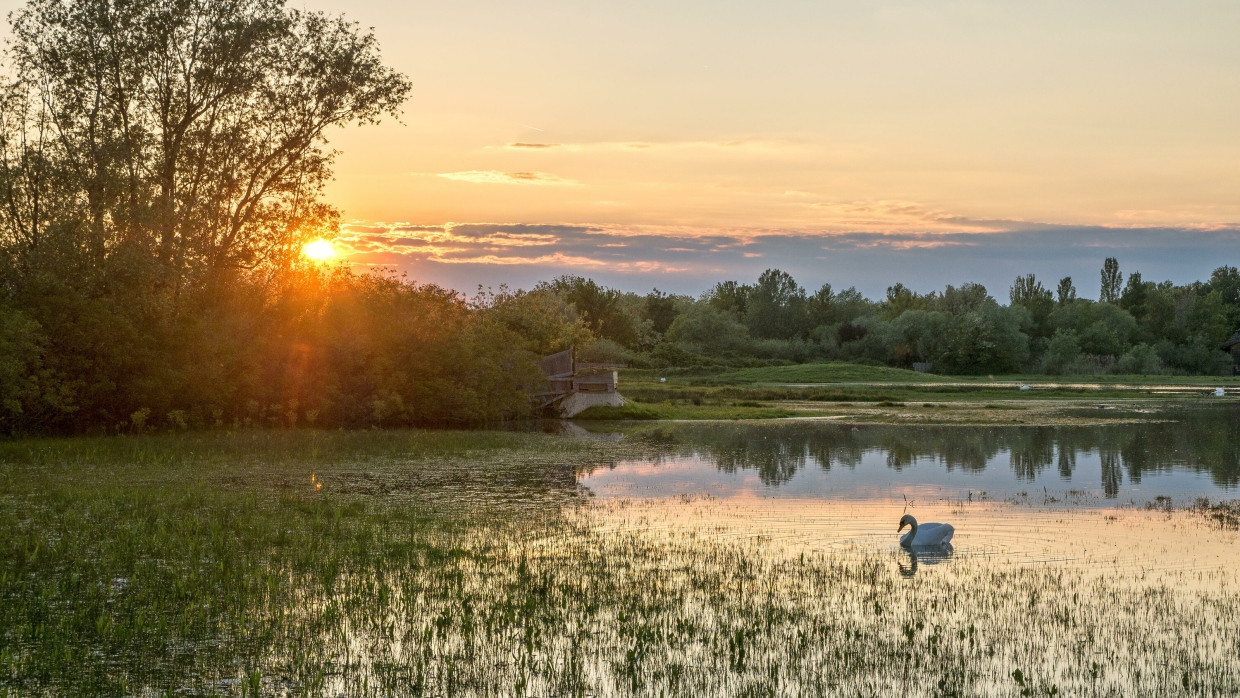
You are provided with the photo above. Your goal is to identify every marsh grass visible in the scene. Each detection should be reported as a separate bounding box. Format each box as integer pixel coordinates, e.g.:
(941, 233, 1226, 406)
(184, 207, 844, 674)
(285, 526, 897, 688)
(618, 380, 1218, 414)
(575, 403, 798, 421)
(627, 364, 1240, 388)
(1, 430, 1238, 695)
(705, 362, 952, 384)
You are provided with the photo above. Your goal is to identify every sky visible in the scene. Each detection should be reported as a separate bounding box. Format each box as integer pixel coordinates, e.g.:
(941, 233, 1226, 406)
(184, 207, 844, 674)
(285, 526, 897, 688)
(6, 0, 1240, 299)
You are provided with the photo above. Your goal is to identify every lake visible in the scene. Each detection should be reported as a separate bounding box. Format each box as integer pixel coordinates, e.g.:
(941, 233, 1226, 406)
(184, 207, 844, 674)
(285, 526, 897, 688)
(579, 402, 1240, 504)
(573, 400, 1238, 573)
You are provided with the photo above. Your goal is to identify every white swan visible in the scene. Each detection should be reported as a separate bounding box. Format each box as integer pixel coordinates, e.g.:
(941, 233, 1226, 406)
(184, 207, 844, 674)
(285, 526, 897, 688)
(898, 514, 954, 548)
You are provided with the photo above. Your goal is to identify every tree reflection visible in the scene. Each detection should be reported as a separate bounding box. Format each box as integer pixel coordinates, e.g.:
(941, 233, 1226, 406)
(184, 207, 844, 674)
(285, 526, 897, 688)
(584, 403, 1240, 496)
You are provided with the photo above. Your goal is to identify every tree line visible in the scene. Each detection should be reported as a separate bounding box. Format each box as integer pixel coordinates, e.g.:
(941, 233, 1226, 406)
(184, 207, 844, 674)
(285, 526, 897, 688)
(0, 0, 1235, 435)
(525, 261, 1240, 380)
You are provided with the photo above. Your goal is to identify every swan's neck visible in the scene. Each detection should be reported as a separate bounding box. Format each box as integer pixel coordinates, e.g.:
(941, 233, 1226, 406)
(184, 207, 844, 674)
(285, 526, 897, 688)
(902, 520, 918, 546)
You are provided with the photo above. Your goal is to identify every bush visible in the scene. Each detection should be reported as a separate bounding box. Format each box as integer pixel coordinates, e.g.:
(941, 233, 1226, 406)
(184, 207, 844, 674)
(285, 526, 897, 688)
(1114, 344, 1162, 375)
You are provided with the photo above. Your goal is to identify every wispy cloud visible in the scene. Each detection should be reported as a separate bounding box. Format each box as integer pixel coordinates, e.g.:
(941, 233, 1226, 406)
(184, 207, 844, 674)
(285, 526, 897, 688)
(335, 221, 1240, 300)
(497, 139, 809, 155)
(436, 170, 580, 185)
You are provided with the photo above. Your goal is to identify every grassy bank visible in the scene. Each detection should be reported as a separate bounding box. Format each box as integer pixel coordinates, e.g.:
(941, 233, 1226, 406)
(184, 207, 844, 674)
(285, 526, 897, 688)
(610, 363, 1240, 424)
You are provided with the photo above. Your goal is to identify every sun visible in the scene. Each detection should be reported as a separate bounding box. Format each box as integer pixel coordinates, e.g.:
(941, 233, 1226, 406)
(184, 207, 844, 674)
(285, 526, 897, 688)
(302, 238, 336, 262)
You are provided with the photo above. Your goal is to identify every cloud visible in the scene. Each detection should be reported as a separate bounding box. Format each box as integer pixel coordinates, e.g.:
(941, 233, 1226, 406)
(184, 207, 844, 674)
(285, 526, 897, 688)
(799, 200, 1043, 234)
(492, 139, 810, 156)
(332, 220, 1240, 301)
(435, 170, 580, 185)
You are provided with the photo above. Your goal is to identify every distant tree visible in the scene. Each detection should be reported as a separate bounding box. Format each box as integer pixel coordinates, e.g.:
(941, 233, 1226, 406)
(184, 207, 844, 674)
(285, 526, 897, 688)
(0, 304, 41, 429)
(938, 303, 1029, 374)
(1056, 276, 1076, 305)
(1188, 290, 1232, 345)
(1049, 300, 1139, 358)
(666, 303, 751, 355)
(1078, 303, 1138, 357)
(932, 283, 990, 316)
(1115, 343, 1162, 375)
(1010, 274, 1054, 339)
(1207, 265, 1240, 304)
(809, 285, 873, 328)
(1010, 274, 1051, 307)
(477, 286, 592, 356)
(832, 287, 873, 321)
(538, 276, 642, 347)
(890, 309, 948, 366)
(1119, 271, 1149, 319)
(706, 280, 751, 317)
(883, 283, 925, 318)
(745, 268, 808, 339)
(1205, 265, 1240, 330)
(644, 289, 681, 336)
(1041, 330, 1082, 374)
(1100, 258, 1123, 303)
(807, 283, 835, 327)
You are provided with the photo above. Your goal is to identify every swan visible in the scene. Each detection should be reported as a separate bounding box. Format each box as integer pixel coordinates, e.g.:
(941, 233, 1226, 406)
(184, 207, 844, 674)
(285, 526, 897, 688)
(898, 514, 954, 548)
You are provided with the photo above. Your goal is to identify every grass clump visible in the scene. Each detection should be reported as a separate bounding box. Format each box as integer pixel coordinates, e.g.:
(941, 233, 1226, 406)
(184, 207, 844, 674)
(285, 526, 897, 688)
(1192, 498, 1240, 529)
(574, 403, 662, 420)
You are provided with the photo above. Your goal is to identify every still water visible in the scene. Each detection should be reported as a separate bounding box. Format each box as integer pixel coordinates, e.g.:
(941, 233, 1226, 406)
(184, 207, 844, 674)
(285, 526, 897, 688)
(575, 402, 1240, 587)
(579, 402, 1240, 505)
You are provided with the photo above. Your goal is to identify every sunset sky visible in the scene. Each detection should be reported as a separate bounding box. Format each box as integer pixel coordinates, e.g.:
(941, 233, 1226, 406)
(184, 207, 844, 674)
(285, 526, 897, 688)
(9, 0, 1240, 298)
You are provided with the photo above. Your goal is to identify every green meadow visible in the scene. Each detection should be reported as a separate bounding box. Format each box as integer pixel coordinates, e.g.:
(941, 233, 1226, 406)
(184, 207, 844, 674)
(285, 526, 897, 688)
(601, 364, 1240, 424)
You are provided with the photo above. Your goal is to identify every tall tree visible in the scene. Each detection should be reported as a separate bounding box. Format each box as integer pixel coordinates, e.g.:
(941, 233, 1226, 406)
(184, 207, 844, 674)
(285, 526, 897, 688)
(1100, 257, 1122, 303)
(1009, 274, 1052, 307)
(1205, 265, 1240, 330)
(883, 282, 924, 318)
(538, 275, 641, 347)
(1009, 274, 1053, 338)
(1056, 276, 1076, 305)
(745, 268, 808, 339)
(1, 0, 411, 280)
(706, 280, 751, 317)
(0, 0, 411, 431)
(1119, 271, 1150, 321)
(932, 283, 990, 315)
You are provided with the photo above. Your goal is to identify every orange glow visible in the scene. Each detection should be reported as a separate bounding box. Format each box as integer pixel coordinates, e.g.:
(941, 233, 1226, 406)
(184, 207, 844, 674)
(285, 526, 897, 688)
(302, 238, 336, 262)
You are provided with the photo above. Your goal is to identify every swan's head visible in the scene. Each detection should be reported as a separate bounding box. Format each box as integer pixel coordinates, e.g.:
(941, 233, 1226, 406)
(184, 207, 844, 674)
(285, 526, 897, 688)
(898, 514, 917, 532)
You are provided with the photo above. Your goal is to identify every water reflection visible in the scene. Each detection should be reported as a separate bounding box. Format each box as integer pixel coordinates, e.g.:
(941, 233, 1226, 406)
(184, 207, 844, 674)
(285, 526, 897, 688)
(578, 403, 1240, 502)
(898, 545, 955, 578)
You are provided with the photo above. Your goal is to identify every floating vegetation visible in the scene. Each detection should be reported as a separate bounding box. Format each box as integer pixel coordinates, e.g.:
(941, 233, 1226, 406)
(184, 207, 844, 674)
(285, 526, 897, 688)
(1192, 498, 1240, 530)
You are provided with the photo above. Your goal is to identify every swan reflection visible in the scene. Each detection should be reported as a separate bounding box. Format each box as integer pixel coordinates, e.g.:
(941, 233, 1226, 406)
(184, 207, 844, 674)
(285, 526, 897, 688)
(898, 545, 955, 578)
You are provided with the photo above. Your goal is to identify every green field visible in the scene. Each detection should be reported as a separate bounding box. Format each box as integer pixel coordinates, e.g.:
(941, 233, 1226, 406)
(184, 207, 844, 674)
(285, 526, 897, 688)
(609, 364, 1239, 424)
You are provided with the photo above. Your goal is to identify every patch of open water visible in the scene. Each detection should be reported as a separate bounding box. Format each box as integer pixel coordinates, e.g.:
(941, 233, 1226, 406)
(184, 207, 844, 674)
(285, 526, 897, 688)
(577, 403, 1240, 585)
